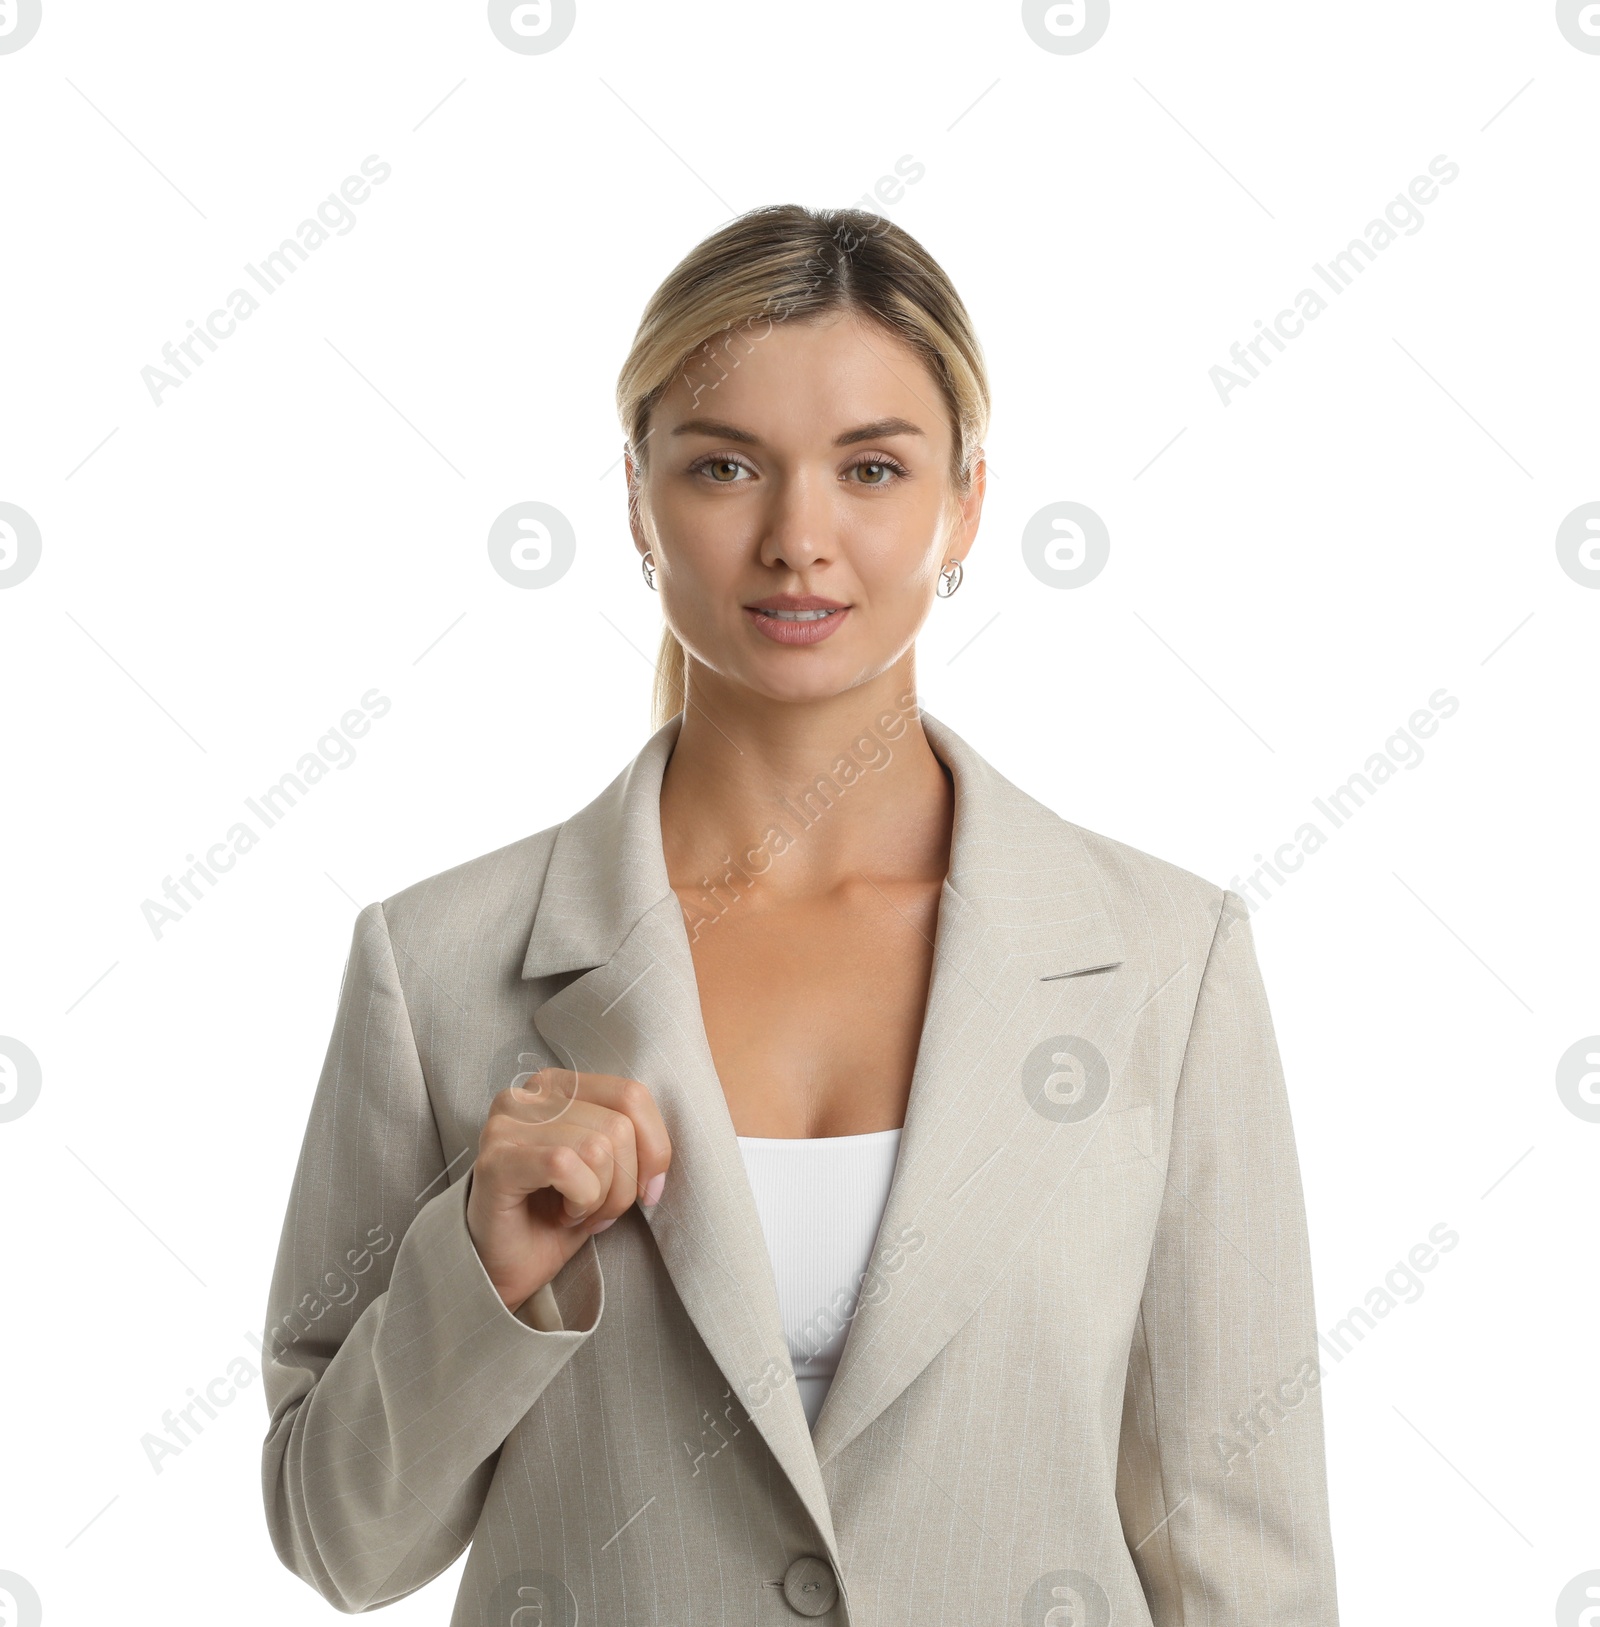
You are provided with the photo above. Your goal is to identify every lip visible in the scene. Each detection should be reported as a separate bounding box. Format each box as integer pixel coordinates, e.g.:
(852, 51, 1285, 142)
(741, 598, 852, 646)
(744, 594, 849, 612)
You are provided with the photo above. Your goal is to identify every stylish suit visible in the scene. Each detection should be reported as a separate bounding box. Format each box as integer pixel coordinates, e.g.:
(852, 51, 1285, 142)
(261, 708, 1340, 1625)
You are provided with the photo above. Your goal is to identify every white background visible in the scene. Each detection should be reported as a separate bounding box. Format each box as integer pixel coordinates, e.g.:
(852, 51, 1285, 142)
(1, 2, 1596, 1623)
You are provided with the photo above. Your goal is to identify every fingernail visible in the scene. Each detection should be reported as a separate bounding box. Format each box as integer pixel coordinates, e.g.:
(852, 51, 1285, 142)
(588, 1216, 617, 1233)
(642, 1172, 666, 1207)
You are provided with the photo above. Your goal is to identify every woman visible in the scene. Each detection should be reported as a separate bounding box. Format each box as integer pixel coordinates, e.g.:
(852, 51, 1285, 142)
(261, 206, 1339, 1625)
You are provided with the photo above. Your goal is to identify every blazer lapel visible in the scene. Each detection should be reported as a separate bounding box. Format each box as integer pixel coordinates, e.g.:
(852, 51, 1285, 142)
(520, 716, 839, 1560)
(516, 707, 1161, 1520)
(807, 715, 1158, 1466)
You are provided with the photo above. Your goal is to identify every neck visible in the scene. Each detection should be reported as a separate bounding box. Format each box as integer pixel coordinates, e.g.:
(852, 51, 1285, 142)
(658, 662, 954, 906)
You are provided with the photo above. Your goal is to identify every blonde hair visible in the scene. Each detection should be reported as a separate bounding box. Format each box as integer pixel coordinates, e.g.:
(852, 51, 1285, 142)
(614, 204, 991, 730)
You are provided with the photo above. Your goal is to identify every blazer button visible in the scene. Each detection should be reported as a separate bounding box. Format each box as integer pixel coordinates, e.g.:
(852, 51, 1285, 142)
(781, 1555, 839, 1617)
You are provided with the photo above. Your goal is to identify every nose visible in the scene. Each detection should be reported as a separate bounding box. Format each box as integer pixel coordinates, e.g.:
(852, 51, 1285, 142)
(757, 467, 835, 576)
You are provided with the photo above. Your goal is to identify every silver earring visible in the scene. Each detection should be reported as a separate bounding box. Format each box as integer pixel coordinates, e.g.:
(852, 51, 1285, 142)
(641, 551, 657, 591)
(937, 559, 964, 597)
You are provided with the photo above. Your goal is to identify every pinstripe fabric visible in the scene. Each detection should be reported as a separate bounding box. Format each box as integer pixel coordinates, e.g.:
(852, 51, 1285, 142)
(260, 709, 1340, 1625)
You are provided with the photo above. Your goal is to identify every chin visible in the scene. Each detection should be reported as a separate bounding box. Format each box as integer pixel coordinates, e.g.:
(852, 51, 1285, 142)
(732, 659, 862, 707)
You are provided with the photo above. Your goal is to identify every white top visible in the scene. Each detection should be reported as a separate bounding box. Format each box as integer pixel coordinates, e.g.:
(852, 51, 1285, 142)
(734, 1127, 903, 1432)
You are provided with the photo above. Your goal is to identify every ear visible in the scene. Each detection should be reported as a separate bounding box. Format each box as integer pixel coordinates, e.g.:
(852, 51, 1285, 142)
(624, 449, 649, 554)
(946, 448, 987, 565)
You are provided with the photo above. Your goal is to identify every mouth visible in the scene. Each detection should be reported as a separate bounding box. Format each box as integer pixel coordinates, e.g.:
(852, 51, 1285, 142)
(753, 606, 839, 622)
(741, 600, 851, 646)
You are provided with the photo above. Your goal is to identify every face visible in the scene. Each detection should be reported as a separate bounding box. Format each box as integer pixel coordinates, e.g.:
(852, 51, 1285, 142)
(626, 310, 985, 708)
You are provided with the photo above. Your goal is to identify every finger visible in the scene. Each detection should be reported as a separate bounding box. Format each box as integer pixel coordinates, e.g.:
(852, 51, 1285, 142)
(490, 1067, 591, 1128)
(593, 1075, 673, 1207)
(486, 1095, 642, 1220)
(491, 1068, 636, 1129)
(570, 1107, 641, 1225)
(476, 1119, 613, 1224)
(514, 1103, 642, 1227)
(495, 1071, 672, 1207)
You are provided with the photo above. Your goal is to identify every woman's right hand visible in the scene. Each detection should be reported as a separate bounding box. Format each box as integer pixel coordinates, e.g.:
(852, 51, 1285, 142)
(465, 1067, 673, 1312)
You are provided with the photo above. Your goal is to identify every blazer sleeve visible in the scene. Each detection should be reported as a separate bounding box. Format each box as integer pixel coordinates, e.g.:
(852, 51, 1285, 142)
(260, 900, 604, 1614)
(1116, 889, 1340, 1626)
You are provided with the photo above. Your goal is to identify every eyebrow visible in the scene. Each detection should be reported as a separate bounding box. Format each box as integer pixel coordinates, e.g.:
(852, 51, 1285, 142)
(669, 415, 925, 448)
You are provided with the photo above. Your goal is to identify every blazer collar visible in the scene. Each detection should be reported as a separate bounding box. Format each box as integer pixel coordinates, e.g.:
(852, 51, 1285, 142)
(520, 707, 1141, 1561)
(519, 713, 683, 980)
(522, 707, 1126, 980)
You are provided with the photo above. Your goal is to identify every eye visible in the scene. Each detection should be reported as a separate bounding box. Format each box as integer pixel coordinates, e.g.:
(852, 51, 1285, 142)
(690, 455, 753, 484)
(845, 454, 909, 488)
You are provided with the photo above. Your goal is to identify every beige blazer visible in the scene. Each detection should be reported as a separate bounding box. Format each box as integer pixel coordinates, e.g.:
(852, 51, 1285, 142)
(260, 709, 1339, 1625)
